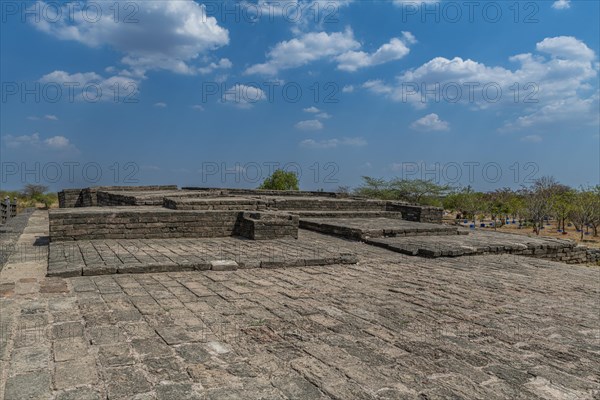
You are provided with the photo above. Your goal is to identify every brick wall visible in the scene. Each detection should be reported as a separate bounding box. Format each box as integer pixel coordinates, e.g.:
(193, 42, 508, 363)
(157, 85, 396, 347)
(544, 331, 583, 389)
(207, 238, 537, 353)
(49, 208, 299, 241)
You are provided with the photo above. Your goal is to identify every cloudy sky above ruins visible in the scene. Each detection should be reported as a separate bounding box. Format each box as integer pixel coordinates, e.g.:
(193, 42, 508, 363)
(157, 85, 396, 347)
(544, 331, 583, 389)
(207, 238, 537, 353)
(1, 0, 598, 190)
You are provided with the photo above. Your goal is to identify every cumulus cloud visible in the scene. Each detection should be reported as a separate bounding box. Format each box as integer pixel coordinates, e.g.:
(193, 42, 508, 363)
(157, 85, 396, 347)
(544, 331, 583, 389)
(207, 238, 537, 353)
(221, 84, 266, 108)
(32, 1, 229, 76)
(295, 119, 324, 131)
(154, 102, 167, 108)
(342, 85, 355, 93)
(300, 137, 367, 149)
(551, 0, 570, 9)
(197, 58, 233, 75)
(250, 0, 353, 24)
(246, 29, 359, 75)
(410, 113, 449, 132)
(2, 132, 76, 151)
(303, 106, 321, 113)
(336, 32, 416, 72)
(393, 0, 439, 5)
(246, 29, 414, 75)
(44, 135, 71, 149)
(363, 36, 598, 131)
(40, 70, 140, 103)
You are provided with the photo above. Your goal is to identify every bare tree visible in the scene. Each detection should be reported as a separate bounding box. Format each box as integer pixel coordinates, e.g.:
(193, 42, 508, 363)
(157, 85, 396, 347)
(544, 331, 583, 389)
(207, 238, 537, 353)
(524, 176, 564, 235)
(21, 184, 48, 198)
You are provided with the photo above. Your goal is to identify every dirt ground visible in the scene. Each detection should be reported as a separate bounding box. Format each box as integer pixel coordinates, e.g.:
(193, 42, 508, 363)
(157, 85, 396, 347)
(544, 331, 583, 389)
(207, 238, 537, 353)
(445, 216, 600, 249)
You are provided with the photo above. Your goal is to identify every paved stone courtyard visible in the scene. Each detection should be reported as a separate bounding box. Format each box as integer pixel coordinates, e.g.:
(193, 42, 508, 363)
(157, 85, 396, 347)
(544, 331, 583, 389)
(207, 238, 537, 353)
(47, 232, 359, 277)
(1, 210, 599, 399)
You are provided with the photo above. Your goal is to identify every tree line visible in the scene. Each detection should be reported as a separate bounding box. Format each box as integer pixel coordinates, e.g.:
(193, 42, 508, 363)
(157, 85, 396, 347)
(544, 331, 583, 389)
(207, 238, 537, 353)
(349, 176, 600, 239)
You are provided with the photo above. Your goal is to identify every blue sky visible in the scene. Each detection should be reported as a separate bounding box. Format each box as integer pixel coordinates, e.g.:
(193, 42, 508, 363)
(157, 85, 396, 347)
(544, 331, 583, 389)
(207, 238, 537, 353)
(1, 0, 599, 191)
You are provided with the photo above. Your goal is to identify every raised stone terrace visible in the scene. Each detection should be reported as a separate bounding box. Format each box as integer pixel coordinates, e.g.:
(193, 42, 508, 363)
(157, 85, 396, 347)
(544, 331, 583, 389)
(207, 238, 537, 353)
(51, 186, 599, 270)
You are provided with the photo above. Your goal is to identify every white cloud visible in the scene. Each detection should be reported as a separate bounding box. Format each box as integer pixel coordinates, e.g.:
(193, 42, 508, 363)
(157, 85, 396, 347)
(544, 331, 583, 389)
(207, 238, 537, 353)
(336, 32, 416, 72)
(251, 0, 353, 24)
(27, 115, 59, 121)
(221, 84, 266, 108)
(364, 36, 598, 131)
(191, 105, 205, 111)
(44, 135, 71, 149)
(501, 95, 599, 131)
(32, 1, 229, 76)
(410, 113, 449, 132)
(300, 137, 367, 149)
(2, 133, 75, 151)
(154, 102, 167, 108)
(246, 29, 359, 75)
(362, 80, 393, 95)
(393, 0, 439, 5)
(245, 29, 414, 75)
(40, 70, 140, 102)
(316, 113, 331, 119)
(342, 85, 355, 93)
(552, 0, 570, 9)
(303, 106, 321, 113)
(521, 135, 543, 143)
(197, 58, 232, 75)
(295, 119, 324, 131)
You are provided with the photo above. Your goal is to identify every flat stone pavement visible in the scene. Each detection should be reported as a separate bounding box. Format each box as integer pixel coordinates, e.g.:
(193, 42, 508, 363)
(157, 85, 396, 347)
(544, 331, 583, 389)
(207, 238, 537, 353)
(365, 229, 576, 258)
(300, 218, 458, 240)
(47, 233, 360, 277)
(1, 210, 599, 399)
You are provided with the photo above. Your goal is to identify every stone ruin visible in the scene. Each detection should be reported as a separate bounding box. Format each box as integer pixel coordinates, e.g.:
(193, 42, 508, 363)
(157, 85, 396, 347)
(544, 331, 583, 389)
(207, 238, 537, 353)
(48, 185, 598, 277)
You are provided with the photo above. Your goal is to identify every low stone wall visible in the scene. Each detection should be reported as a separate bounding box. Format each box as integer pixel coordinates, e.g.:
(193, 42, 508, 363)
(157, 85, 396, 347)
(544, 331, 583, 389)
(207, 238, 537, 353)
(237, 212, 299, 240)
(97, 190, 186, 206)
(49, 207, 299, 241)
(386, 203, 443, 223)
(49, 207, 241, 241)
(537, 246, 600, 264)
(58, 186, 178, 208)
(182, 187, 347, 198)
(586, 248, 600, 264)
(266, 197, 387, 212)
(164, 197, 268, 211)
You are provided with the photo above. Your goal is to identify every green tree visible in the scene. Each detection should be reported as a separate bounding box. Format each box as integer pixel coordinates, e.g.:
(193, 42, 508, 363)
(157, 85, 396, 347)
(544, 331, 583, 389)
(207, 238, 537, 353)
(258, 170, 299, 191)
(356, 177, 450, 205)
(443, 187, 484, 224)
(552, 189, 575, 232)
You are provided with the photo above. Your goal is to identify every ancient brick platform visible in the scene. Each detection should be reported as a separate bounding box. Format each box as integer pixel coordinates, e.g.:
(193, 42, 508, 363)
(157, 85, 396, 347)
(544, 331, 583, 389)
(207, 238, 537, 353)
(49, 207, 300, 242)
(47, 231, 358, 277)
(58, 186, 446, 224)
(364, 229, 596, 263)
(300, 217, 459, 240)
